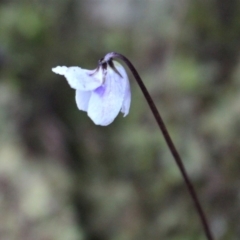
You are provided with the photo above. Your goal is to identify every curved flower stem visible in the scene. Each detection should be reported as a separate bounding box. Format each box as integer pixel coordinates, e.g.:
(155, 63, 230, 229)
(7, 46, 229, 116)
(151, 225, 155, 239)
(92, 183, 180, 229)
(103, 52, 214, 240)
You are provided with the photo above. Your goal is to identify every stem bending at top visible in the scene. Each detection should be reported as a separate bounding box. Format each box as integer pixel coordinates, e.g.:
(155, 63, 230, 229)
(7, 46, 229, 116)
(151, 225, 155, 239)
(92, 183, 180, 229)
(101, 52, 214, 240)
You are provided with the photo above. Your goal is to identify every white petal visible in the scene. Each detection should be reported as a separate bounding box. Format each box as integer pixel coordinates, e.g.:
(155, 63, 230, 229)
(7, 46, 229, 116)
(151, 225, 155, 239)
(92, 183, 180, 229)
(52, 66, 103, 91)
(75, 90, 91, 111)
(52, 66, 68, 75)
(105, 61, 131, 117)
(119, 66, 131, 116)
(87, 63, 127, 126)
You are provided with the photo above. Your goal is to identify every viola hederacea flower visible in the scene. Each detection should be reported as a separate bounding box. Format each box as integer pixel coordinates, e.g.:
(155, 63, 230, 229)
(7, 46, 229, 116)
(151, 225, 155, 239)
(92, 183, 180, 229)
(52, 52, 213, 240)
(52, 60, 131, 126)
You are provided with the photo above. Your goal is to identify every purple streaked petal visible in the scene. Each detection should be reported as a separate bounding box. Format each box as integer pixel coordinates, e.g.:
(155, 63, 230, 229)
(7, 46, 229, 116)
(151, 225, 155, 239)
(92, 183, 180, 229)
(75, 90, 91, 111)
(87, 65, 127, 126)
(52, 66, 103, 91)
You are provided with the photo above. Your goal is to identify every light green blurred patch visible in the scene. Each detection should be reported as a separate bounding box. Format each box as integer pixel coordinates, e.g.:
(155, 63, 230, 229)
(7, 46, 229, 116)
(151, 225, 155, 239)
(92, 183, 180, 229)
(0, 5, 44, 44)
(166, 56, 217, 92)
(16, 7, 45, 39)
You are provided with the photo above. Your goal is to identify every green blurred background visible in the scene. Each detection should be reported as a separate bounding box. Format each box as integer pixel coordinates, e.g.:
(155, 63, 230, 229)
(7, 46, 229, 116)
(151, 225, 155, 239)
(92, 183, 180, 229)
(1, 0, 240, 239)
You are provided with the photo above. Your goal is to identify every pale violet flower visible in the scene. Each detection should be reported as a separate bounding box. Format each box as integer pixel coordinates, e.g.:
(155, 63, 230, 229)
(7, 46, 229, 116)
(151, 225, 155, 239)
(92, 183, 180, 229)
(52, 60, 131, 126)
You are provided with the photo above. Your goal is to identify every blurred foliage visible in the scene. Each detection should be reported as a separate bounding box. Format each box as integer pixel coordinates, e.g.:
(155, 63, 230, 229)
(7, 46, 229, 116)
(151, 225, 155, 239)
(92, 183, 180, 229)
(0, 0, 240, 240)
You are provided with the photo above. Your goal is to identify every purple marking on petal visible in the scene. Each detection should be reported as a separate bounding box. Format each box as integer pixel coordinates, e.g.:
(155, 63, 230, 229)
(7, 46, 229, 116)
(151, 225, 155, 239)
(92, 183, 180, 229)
(87, 67, 126, 126)
(94, 85, 106, 96)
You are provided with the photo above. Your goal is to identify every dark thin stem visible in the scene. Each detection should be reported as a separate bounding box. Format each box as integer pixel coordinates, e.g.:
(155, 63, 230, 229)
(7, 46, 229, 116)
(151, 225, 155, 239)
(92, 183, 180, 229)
(103, 52, 214, 240)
